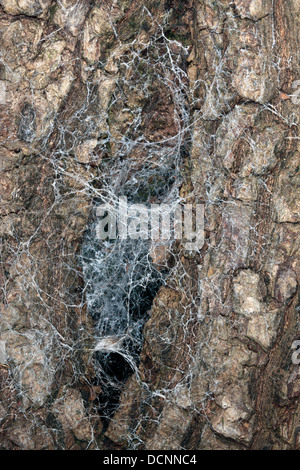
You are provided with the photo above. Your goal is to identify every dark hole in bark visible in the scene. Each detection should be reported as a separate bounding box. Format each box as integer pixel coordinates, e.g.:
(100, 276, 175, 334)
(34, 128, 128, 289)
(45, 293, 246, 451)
(93, 352, 133, 427)
(91, 274, 165, 427)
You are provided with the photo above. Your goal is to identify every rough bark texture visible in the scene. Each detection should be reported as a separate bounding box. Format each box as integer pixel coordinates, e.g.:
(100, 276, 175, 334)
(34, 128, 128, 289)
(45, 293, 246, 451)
(0, 0, 299, 450)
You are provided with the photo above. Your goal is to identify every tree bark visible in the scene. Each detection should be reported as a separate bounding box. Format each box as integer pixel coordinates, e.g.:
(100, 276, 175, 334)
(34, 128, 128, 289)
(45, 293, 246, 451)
(0, 0, 299, 450)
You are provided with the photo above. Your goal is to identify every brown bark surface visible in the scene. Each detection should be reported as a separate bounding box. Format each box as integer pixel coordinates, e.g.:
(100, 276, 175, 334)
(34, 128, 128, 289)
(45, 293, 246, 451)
(0, 0, 299, 450)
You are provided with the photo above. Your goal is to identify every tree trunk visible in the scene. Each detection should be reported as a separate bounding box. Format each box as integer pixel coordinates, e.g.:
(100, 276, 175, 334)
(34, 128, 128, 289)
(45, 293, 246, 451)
(0, 0, 299, 450)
